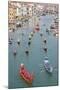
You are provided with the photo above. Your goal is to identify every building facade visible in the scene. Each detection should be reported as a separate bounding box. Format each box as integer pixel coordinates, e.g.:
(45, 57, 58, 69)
(8, 1, 17, 30)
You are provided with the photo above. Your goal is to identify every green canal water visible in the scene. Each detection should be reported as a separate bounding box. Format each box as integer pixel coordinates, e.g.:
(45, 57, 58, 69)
(8, 15, 58, 89)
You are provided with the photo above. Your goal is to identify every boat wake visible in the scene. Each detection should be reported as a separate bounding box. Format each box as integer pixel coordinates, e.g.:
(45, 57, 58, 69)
(39, 64, 57, 73)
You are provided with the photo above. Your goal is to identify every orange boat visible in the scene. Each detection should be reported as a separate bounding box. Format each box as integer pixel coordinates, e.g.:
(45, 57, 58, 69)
(19, 64, 34, 84)
(35, 24, 40, 31)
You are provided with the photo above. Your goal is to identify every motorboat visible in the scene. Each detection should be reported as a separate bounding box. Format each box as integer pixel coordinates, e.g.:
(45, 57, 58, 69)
(43, 47, 47, 52)
(25, 50, 29, 54)
(28, 41, 31, 45)
(40, 33, 43, 36)
(42, 13, 46, 16)
(43, 39, 47, 43)
(17, 39, 20, 44)
(46, 28, 49, 32)
(29, 35, 32, 40)
(9, 40, 12, 44)
(16, 23, 22, 28)
(30, 32, 34, 37)
(44, 57, 53, 73)
(13, 50, 17, 55)
(13, 28, 15, 32)
(9, 38, 12, 44)
(50, 24, 55, 29)
(19, 64, 34, 84)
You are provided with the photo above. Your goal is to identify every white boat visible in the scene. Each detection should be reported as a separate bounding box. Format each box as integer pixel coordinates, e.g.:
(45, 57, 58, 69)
(44, 57, 53, 73)
(17, 39, 20, 44)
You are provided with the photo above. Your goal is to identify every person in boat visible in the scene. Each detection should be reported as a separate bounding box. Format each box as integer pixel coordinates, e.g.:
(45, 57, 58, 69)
(20, 64, 24, 70)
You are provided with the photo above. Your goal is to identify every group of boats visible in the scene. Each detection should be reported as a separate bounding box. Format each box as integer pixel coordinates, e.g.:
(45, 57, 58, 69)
(40, 34, 48, 52)
(19, 36, 53, 84)
(9, 24, 40, 55)
(9, 24, 53, 84)
(25, 24, 40, 54)
(19, 58, 53, 84)
(40, 29, 53, 74)
(50, 17, 58, 36)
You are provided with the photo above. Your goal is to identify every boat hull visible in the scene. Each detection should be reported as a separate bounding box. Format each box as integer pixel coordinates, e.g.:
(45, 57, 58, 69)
(20, 72, 33, 84)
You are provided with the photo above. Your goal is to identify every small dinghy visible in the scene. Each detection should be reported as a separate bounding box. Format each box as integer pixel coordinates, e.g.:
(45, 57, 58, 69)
(17, 39, 20, 44)
(25, 50, 29, 54)
(9, 40, 12, 44)
(50, 25, 55, 29)
(40, 33, 43, 37)
(30, 32, 34, 37)
(44, 57, 53, 73)
(19, 64, 34, 84)
(43, 39, 47, 43)
(13, 28, 15, 32)
(28, 41, 31, 45)
(9, 38, 12, 44)
(46, 28, 49, 32)
(29, 35, 32, 40)
(43, 47, 47, 52)
(13, 50, 17, 55)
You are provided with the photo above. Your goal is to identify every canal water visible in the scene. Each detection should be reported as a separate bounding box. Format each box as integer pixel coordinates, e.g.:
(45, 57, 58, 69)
(8, 15, 58, 89)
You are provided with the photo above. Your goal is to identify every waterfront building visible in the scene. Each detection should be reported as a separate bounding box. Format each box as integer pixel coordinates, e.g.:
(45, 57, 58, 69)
(8, 1, 17, 30)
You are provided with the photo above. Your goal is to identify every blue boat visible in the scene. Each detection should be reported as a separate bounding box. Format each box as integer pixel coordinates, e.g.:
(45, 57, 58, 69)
(44, 57, 53, 73)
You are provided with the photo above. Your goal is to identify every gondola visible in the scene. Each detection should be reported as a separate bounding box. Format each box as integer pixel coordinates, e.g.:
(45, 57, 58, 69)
(19, 64, 34, 84)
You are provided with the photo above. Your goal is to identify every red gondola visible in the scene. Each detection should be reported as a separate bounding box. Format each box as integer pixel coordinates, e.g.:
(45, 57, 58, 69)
(19, 64, 34, 84)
